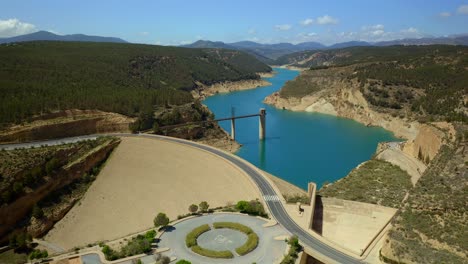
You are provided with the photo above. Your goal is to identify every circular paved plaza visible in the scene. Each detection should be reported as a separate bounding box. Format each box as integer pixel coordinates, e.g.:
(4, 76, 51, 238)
(159, 213, 289, 264)
(197, 228, 247, 252)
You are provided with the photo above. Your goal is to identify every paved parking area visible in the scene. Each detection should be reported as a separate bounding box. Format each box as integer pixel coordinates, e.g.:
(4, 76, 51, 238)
(159, 213, 289, 264)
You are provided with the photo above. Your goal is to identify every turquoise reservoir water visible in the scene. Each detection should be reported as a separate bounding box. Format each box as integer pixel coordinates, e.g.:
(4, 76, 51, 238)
(204, 68, 398, 189)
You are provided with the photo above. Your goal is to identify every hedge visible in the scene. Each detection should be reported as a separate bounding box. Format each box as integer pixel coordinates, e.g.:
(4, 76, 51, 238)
(191, 245, 234, 259)
(185, 224, 211, 248)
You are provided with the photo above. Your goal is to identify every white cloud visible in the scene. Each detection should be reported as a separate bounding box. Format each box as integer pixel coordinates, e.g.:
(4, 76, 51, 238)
(300, 18, 314, 26)
(371, 29, 385, 36)
(195, 35, 203, 40)
(316, 15, 339, 25)
(0, 18, 36, 37)
(179, 40, 192, 45)
(457, 5, 468, 14)
(139, 31, 149, 36)
(439, 11, 452, 17)
(248, 28, 256, 34)
(362, 24, 384, 30)
(274, 24, 292, 31)
(401, 27, 418, 33)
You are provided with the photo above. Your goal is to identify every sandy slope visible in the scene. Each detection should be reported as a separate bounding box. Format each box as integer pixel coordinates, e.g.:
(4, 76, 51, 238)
(44, 137, 260, 249)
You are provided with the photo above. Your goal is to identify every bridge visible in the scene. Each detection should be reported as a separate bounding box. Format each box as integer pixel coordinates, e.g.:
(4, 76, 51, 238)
(160, 108, 267, 140)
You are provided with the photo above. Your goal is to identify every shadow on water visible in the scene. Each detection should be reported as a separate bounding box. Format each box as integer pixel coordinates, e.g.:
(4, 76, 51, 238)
(259, 140, 266, 168)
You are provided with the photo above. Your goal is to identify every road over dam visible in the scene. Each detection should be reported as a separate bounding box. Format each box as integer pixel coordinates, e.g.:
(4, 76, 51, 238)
(1, 133, 363, 264)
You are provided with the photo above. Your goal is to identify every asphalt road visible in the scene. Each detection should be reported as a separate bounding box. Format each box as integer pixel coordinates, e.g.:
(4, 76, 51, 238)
(0, 133, 362, 263)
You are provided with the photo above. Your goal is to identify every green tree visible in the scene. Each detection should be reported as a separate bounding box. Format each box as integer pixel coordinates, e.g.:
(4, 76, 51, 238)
(157, 256, 170, 264)
(188, 204, 198, 213)
(199, 201, 209, 212)
(13, 182, 23, 194)
(176, 260, 191, 264)
(236, 200, 250, 211)
(153, 122, 160, 133)
(153, 213, 169, 228)
(32, 204, 44, 219)
(145, 230, 156, 240)
(9, 231, 32, 249)
(45, 157, 59, 174)
(29, 249, 48, 260)
(1, 190, 12, 204)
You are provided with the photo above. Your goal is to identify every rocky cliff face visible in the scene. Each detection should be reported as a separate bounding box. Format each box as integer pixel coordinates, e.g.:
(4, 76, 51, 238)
(0, 139, 120, 242)
(264, 79, 420, 140)
(192, 79, 271, 99)
(0, 110, 134, 144)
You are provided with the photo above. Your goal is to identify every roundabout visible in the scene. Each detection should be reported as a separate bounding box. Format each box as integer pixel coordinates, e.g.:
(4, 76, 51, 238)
(159, 213, 289, 264)
(197, 228, 247, 252)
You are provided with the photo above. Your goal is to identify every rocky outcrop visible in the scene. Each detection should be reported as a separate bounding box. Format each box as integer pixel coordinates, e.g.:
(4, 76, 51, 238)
(265, 85, 420, 140)
(0, 139, 120, 242)
(0, 110, 134, 144)
(192, 79, 271, 99)
(402, 124, 446, 162)
(376, 142, 427, 185)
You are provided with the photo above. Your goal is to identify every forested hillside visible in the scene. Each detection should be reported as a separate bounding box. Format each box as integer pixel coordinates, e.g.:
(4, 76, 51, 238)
(0, 41, 271, 125)
(275, 45, 468, 68)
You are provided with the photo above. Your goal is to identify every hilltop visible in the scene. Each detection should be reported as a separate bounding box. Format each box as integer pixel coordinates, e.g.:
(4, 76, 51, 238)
(0, 31, 128, 44)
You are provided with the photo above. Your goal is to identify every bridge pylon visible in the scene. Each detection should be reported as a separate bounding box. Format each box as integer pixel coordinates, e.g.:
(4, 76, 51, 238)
(259, 108, 266, 140)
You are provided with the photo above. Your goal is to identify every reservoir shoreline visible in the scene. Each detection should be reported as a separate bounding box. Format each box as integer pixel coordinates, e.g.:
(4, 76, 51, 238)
(203, 68, 399, 190)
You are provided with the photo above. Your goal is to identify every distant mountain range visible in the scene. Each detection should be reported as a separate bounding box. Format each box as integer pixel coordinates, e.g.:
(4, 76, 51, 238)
(182, 35, 468, 62)
(0, 31, 127, 44)
(2, 31, 468, 64)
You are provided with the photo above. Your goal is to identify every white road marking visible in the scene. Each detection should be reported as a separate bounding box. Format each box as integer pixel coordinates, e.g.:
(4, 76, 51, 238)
(263, 195, 281, 202)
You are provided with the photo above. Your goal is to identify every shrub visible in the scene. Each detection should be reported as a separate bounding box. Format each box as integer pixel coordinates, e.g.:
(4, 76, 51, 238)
(213, 222, 254, 234)
(32, 204, 44, 219)
(235, 200, 267, 217)
(156, 256, 170, 264)
(176, 260, 191, 264)
(29, 249, 48, 260)
(284, 194, 310, 204)
(199, 201, 209, 212)
(191, 245, 233, 259)
(188, 204, 198, 213)
(8, 231, 32, 249)
(185, 224, 211, 248)
(145, 230, 157, 240)
(154, 212, 169, 227)
(102, 245, 118, 261)
(236, 233, 259, 255)
(236, 200, 250, 211)
(45, 157, 60, 174)
(280, 235, 302, 263)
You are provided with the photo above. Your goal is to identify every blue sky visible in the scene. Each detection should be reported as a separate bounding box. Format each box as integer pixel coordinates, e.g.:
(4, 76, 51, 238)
(1, 0, 468, 45)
